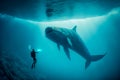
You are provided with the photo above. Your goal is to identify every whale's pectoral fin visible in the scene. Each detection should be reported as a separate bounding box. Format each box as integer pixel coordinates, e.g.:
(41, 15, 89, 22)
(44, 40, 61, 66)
(67, 38, 72, 47)
(57, 43, 60, 51)
(63, 46, 71, 60)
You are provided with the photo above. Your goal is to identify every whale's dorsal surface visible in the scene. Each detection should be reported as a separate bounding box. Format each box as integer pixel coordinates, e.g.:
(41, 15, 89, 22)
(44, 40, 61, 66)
(45, 26, 106, 69)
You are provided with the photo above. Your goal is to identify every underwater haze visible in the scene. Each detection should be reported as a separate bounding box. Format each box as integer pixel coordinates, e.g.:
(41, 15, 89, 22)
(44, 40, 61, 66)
(0, 1, 120, 80)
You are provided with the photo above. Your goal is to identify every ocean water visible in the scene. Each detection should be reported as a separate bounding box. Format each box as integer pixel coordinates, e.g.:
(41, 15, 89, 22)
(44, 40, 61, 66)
(0, 7, 120, 80)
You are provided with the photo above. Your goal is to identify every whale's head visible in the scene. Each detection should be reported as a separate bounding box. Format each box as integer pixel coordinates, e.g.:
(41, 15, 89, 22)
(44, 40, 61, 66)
(45, 27, 59, 37)
(45, 27, 54, 36)
(45, 26, 65, 43)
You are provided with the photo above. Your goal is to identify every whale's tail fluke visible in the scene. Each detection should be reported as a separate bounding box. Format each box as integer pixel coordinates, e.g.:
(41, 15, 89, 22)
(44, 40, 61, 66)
(85, 53, 106, 69)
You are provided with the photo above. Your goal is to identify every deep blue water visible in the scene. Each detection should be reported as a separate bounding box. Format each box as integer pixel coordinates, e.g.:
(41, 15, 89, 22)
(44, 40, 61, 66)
(0, 7, 120, 80)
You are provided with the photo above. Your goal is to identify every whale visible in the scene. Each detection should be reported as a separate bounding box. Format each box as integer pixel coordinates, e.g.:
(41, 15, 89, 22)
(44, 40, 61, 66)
(45, 26, 106, 69)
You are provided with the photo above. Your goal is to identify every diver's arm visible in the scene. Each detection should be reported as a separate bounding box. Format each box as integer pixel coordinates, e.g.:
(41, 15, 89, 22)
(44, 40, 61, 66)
(35, 52, 39, 53)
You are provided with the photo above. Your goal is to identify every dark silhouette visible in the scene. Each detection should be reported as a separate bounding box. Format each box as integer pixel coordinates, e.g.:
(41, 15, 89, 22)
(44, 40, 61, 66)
(31, 49, 37, 69)
(45, 26, 106, 69)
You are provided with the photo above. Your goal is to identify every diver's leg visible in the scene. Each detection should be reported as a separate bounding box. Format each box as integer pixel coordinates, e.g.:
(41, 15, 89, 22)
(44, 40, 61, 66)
(33, 58, 37, 68)
(31, 58, 34, 69)
(31, 63, 34, 69)
(34, 58, 37, 68)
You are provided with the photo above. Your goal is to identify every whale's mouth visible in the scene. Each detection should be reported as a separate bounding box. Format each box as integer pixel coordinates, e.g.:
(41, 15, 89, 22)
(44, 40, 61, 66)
(45, 27, 53, 34)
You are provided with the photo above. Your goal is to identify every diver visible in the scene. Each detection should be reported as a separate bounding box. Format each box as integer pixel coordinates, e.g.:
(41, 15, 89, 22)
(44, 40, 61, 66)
(31, 49, 38, 69)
